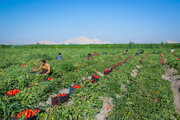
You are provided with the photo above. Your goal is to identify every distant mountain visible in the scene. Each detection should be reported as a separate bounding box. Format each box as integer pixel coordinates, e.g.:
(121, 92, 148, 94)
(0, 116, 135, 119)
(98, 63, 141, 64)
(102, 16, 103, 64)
(61, 36, 111, 44)
(166, 40, 180, 43)
(37, 41, 57, 45)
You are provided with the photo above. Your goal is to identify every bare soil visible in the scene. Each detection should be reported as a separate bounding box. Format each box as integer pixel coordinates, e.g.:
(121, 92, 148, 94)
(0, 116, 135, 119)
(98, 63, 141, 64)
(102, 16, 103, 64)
(95, 97, 114, 120)
(121, 84, 127, 92)
(162, 66, 180, 114)
(131, 65, 141, 77)
(116, 94, 120, 99)
(131, 69, 138, 77)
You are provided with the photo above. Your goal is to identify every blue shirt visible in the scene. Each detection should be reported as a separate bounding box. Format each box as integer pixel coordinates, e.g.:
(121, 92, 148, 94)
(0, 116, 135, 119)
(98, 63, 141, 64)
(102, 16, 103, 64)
(57, 55, 63, 61)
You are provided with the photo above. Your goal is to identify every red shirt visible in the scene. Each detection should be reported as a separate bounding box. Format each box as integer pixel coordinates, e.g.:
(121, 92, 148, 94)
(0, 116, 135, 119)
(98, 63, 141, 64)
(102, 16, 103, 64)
(94, 53, 99, 55)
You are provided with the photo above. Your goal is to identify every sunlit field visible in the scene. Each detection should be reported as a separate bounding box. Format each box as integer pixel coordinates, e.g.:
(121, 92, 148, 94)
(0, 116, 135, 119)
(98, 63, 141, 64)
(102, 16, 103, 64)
(0, 45, 180, 119)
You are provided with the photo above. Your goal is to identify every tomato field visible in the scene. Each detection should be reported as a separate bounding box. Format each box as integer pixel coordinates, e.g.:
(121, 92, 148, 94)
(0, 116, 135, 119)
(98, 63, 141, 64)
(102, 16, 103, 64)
(0, 46, 180, 120)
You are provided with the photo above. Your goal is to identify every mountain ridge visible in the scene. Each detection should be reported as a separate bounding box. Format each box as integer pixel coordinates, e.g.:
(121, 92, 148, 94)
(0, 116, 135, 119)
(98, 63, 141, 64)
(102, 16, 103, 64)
(61, 36, 111, 44)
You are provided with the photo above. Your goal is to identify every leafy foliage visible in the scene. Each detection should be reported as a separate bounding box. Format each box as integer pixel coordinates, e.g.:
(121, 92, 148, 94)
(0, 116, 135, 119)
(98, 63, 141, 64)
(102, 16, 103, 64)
(0, 47, 180, 119)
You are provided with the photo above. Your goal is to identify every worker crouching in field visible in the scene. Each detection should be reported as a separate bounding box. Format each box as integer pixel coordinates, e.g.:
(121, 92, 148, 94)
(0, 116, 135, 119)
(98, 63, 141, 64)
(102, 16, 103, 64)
(57, 53, 63, 61)
(135, 52, 140, 56)
(87, 53, 93, 60)
(170, 49, 174, 53)
(135, 50, 144, 56)
(123, 50, 130, 55)
(31, 60, 53, 75)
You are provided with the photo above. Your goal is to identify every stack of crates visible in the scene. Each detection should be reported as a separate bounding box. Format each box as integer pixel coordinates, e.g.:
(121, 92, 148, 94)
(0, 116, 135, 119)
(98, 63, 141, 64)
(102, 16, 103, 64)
(52, 94, 70, 106)
(69, 85, 82, 96)
(91, 75, 100, 83)
(104, 68, 113, 75)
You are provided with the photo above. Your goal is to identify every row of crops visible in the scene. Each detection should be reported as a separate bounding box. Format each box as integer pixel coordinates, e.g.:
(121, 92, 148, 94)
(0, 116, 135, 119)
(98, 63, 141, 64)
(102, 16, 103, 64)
(0, 47, 180, 119)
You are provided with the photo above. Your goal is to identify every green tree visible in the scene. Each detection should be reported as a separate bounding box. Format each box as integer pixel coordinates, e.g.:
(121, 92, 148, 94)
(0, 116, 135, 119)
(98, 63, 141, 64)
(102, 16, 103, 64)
(161, 42, 164, 47)
(129, 41, 134, 49)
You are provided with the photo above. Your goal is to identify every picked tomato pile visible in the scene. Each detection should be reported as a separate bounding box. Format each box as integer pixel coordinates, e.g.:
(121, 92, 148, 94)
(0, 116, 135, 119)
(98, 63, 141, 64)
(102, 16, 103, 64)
(6, 89, 22, 97)
(13, 109, 41, 120)
(57, 93, 69, 97)
(52, 94, 70, 106)
(91, 75, 101, 83)
(46, 77, 55, 81)
(72, 85, 82, 89)
(21, 64, 27, 67)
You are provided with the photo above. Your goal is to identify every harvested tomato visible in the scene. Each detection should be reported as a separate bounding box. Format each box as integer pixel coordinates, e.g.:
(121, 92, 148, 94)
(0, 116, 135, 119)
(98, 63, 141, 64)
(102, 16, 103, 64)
(31, 83, 36, 86)
(115, 64, 119, 66)
(6, 89, 22, 96)
(93, 75, 100, 79)
(47, 78, 55, 80)
(104, 69, 111, 72)
(14, 109, 41, 118)
(57, 93, 68, 97)
(72, 85, 82, 89)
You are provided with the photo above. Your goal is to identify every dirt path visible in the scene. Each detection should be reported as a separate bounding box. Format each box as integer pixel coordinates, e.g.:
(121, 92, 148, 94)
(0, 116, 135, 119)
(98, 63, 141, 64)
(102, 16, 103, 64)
(131, 65, 141, 77)
(162, 66, 180, 114)
(131, 69, 138, 77)
(95, 97, 114, 120)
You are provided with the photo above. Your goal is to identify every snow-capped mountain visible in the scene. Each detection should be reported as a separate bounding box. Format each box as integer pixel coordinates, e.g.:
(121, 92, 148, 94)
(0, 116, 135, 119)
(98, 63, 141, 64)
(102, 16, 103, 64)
(37, 41, 58, 45)
(61, 36, 111, 44)
(166, 40, 180, 43)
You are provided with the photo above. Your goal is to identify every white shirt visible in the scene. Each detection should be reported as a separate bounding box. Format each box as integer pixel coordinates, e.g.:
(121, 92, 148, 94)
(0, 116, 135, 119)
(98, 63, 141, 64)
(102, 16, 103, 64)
(171, 49, 174, 53)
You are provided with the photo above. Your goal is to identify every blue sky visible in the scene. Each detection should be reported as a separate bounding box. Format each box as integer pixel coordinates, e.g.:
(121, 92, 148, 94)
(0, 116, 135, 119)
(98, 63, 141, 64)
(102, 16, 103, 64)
(0, 0, 180, 44)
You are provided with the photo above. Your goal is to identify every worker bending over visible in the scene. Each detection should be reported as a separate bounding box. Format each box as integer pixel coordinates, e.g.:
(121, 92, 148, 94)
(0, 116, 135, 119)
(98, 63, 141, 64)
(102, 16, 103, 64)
(31, 60, 52, 75)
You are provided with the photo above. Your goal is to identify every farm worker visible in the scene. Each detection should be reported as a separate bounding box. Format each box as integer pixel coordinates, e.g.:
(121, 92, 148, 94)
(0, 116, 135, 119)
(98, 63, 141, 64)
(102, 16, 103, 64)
(57, 53, 63, 61)
(126, 50, 130, 54)
(123, 50, 130, 55)
(135, 50, 144, 56)
(94, 52, 99, 56)
(87, 53, 93, 60)
(31, 60, 52, 75)
(170, 49, 174, 53)
(135, 52, 140, 56)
